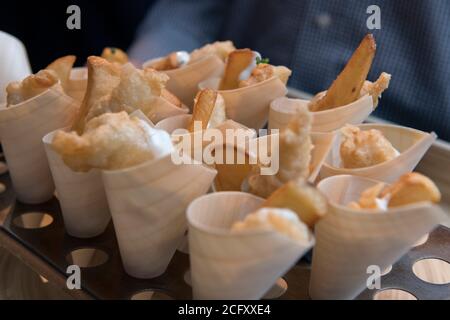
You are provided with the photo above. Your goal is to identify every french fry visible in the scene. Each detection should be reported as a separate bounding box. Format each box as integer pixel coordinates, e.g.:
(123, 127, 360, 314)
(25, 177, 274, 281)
(46, 55, 76, 92)
(101, 47, 129, 65)
(309, 34, 376, 112)
(262, 179, 328, 228)
(219, 49, 254, 90)
(187, 89, 218, 132)
(71, 56, 120, 133)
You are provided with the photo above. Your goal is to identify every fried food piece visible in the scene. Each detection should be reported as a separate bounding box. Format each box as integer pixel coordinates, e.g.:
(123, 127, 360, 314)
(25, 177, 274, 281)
(348, 173, 441, 210)
(361, 72, 391, 108)
(238, 63, 292, 88)
(71, 56, 121, 133)
(262, 178, 328, 228)
(147, 52, 181, 71)
(219, 49, 255, 90)
(231, 207, 311, 244)
(383, 173, 441, 207)
(86, 64, 169, 122)
(6, 70, 60, 106)
(309, 34, 376, 112)
(189, 41, 236, 63)
(52, 111, 173, 172)
(101, 47, 129, 65)
(248, 106, 313, 198)
(340, 125, 398, 169)
(187, 89, 226, 132)
(46, 55, 76, 93)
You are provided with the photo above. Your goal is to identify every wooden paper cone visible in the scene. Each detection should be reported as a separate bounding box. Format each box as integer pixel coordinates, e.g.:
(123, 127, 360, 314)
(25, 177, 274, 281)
(310, 175, 449, 300)
(66, 67, 87, 101)
(320, 124, 437, 183)
(144, 55, 225, 108)
(0, 85, 78, 203)
(43, 129, 111, 238)
(146, 97, 189, 124)
(270, 95, 373, 133)
(102, 154, 217, 279)
(0, 31, 31, 103)
(187, 192, 314, 300)
(199, 77, 287, 130)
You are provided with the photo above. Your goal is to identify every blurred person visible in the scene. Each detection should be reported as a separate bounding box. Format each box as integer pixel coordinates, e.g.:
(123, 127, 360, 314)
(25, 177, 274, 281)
(129, 0, 450, 141)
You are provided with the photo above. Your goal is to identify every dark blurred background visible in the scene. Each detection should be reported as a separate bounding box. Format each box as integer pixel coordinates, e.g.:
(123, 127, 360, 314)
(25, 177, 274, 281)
(0, 1, 153, 71)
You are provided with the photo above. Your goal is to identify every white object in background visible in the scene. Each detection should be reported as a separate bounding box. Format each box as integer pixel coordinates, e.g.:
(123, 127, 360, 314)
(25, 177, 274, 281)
(0, 31, 31, 103)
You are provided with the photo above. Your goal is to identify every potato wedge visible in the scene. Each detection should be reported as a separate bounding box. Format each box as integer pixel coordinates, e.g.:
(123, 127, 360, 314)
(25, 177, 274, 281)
(309, 34, 376, 112)
(188, 89, 218, 132)
(219, 49, 254, 90)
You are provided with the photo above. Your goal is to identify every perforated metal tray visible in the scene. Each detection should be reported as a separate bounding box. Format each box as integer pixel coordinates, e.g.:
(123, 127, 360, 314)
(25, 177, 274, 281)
(0, 154, 449, 300)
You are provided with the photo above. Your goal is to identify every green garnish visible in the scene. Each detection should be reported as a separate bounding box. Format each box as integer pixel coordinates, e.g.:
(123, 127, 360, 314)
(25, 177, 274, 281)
(110, 47, 116, 54)
(256, 56, 270, 65)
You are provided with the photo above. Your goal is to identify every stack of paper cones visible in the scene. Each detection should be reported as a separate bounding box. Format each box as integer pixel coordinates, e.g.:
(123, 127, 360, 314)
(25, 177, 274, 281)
(310, 175, 449, 300)
(144, 54, 225, 109)
(102, 154, 217, 279)
(199, 77, 287, 130)
(187, 192, 314, 299)
(42, 129, 111, 238)
(0, 85, 78, 203)
(320, 124, 437, 183)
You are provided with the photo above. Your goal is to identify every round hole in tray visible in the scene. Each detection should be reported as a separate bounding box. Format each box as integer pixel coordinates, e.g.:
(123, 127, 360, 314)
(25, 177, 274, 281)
(413, 233, 429, 247)
(373, 289, 417, 300)
(412, 258, 450, 285)
(263, 278, 288, 300)
(66, 248, 109, 268)
(13, 212, 54, 229)
(130, 290, 173, 300)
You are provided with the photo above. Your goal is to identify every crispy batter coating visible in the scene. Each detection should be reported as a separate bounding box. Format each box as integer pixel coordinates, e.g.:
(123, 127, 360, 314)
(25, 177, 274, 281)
(101, 47, 129, 65)
(6, 70, 60, 106)
(52, 111, 173, 172)
(340, 125, 398, 169)
(189, 41, 236, 63)
(248, 105, 312, 198)
(46, 55, 76, 93)
(82, 63, 170, 123)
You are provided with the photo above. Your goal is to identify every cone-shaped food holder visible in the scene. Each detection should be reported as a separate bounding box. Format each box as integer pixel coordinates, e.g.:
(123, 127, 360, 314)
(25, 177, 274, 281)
(146, 97, 189, 125)
(310, 175, 449, 300)
(199, 77, 287, 130)
(269, 95, 374, 133)
(320, 124, 437, 183)
(248, 131, 335, 185)
(66, 67, 87, 102)
(156, 114, 256, 162)
(143, 55, 225, 109)
(187, 192, 314, 300)
(0, 85, 78, 203)
(0, 31, 31, 103)
(102, 153, 217, 279)
(42, 129, 111, 238)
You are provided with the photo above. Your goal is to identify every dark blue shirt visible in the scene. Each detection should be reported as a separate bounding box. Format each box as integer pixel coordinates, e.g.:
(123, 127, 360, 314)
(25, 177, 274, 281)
(129, 0, 450, 141)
